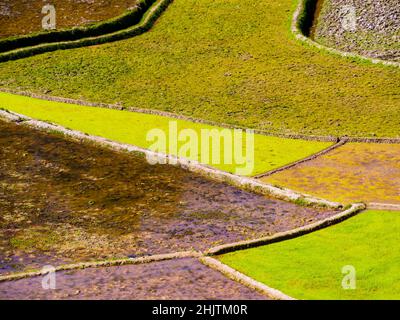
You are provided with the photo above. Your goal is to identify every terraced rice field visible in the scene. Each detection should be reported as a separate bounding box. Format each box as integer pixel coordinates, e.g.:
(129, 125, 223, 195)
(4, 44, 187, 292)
(0, 258, 268, 300)
(0, 119, 338, 274)
(0, 0, 399, 302)
(219, 210, 400, 300)
(0, 0, 138, 38)
(313, 0, 400, 62)
(0, 0, 399, 137)
(261, 142, 400, 205)
(0, 92, 332, 176)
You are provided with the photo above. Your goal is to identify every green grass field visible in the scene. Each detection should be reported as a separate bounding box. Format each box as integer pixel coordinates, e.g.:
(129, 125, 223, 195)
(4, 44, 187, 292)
(0, 92, 331, 176)
(219, 210, 400, 300)
(0, 0, 399, 137)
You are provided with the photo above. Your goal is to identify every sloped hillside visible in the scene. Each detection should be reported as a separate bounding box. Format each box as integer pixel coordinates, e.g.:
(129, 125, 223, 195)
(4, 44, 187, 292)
(0, 0, 399, 137)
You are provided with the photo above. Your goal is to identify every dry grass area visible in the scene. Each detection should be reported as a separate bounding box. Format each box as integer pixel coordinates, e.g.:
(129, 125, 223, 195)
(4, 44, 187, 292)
(262, 142, 400, 205)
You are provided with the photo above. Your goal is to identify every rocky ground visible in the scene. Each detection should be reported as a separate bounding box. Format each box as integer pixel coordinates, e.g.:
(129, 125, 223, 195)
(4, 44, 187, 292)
(313, 0, 400, 62)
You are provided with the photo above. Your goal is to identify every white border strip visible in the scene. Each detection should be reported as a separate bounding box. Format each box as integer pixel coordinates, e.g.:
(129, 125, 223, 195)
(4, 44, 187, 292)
(0, 251, 201, 283)
(368, 203, 400, 211)
(206, 203, 366, 256)
(199, 257, 296, 300)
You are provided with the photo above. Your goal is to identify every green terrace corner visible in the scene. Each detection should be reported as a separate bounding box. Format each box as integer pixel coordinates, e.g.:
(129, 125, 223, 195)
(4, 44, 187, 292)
(219, 210, 400, 300)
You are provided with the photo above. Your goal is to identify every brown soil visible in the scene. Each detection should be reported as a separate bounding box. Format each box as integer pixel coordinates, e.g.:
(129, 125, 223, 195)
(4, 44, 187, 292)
(0, 258, 268, 300)
(0, 0, 138, 38)
(0, 119, 339, 274)
(262, 142, 400, 205)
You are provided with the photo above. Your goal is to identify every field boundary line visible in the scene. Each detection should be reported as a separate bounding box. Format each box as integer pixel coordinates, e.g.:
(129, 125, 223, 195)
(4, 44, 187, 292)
(0, 0, 156, 53)
(368, 203, 400, 211)
(0, 88, 338, 142)
(0, 109, 343, 209)
(2, 88, 400, 143)
(199, 257, 296, 300)
(254, 138, 347, 179)
(205, 203, 366, 256)
(292, 0, 400, 69)
(0, 251, 201, 283)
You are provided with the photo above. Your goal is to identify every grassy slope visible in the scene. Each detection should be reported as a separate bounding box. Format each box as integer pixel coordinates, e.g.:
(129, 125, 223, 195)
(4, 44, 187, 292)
(0, 0, 398, 137)
(219, 210, 400, 300)
(0, 92, 330, 176)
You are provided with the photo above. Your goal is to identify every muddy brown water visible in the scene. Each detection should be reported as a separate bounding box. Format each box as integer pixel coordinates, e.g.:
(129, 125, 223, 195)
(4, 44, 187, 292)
(0, 119, 340, 274)
(310, 0, 325, 39)
(0, 0, 138, 38)
(0, 258, 269, 300)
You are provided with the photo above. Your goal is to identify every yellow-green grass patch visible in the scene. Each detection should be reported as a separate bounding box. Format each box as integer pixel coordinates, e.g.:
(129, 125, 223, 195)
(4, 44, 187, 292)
(0, 92, 331, 176)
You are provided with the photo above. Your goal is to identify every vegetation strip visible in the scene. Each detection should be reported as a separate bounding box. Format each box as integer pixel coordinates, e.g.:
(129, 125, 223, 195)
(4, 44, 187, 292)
(0, 91, 335, 176)
(4, 89, 400, 144)
(0, 89, 337, 143)
(199, 257, 295, 300)
(0, 0, 173, 63)
(205, 203, 365, 256)
(292, 0, 400, 68)
(0, 109, 341, 209)
(0, 251, 201, 283)
(254, 138, 347, 179)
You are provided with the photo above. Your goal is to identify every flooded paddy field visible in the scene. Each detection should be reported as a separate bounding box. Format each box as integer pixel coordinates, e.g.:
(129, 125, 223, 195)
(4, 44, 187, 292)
(0, 0, 138, 38)
(0, 119, 340, 274)
(0, 258, 268, 300)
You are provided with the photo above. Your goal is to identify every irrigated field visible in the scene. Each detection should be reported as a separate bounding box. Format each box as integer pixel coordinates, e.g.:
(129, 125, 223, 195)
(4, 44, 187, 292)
(0, 0, 399, 137)
(0, 0, 399, 302)
(219, 210, 400, 300)
(0, 0, 138, 38)
(261, 142, 400, 205)
(0, 119, 338, 274)
(0, 258, 268, 300)
(314, 0, 400, 62)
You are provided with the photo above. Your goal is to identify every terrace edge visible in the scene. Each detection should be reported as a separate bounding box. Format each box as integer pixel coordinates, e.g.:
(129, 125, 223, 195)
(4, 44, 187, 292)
(292, 0, 400, 68)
